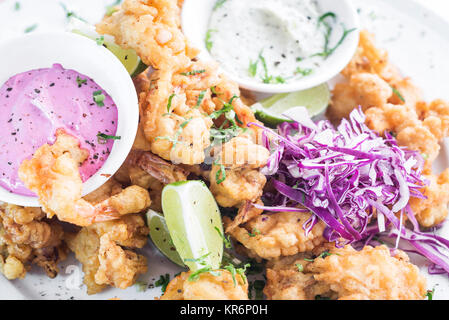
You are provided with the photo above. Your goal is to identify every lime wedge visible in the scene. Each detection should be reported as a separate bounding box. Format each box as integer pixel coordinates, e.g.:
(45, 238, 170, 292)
(68, 17, 147, 77)
(146, 209, 185, 267)
(252, 84, 330, 127)
(161, 181, 224, 271)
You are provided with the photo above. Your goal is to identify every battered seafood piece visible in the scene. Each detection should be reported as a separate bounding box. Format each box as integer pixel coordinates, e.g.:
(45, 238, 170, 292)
(210, 136, 270, 208)
(264, 245, 427, 300)
(160, 270, 249, 300)
(0, 204, 66, 279)
(66, 213, 149, 294)
(19, 131, 151, 226)
(328, 30, 449, 227)
(226, 211, 326, 261)
(98, 0, 260, 166)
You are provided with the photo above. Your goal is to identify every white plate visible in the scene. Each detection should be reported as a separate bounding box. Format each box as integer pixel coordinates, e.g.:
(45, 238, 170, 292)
(0, 0, 448, 300)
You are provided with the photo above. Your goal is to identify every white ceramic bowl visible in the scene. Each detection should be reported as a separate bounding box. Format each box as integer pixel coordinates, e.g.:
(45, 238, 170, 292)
(182, 0, 360, 93)
(0, 32, 139, 207)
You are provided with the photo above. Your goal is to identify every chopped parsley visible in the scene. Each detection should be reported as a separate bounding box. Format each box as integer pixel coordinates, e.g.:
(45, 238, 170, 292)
(24, 24, 38, 33)
(180, 69, 206, 76)
(390, 85, 405, 102)
(215, 160, 227, 185)
(76, 76, 87, 88)
(295, 67, 313, 77)
(97, 133, 121, 144)
(248, 228, 261, 237)
(96, 36, 105, 46)
(93, 90, 106, 106)
(425, 288, 435, 300)
(155, 274, 170, 293)
(205, 29, 216, 52)
(166, 93, 176, 113)
(296, 263, 304, 272)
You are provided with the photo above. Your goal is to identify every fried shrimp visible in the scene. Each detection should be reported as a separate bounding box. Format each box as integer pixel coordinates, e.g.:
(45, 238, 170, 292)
(18, 131, 151, 227)
(264, 245, 427, 300)
(210, 136, 269, 208)
(160, 270, 249, 300)
(226, 211, 326, 261)
(66, 214, 149, 294)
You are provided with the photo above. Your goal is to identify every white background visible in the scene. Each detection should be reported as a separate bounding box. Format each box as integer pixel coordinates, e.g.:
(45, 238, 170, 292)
(419, 0, 449, 20)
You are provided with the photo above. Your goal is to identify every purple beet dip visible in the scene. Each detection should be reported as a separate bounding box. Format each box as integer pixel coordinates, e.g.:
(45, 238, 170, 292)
(0, 63, 118, 196)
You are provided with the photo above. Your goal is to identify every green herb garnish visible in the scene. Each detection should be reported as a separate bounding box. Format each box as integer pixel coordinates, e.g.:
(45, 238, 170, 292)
(196, 90, 207, 108)
(180, 69, 206, 76)
(248, 59, 259, 78)
(14, 2, 20, 11)
(188, 267, 221, 282)
(296, 263, 304, 272)
(155, 274, 170, 293)
(166, 93, 176, 113)
(93, 90, 105, 106)
(223, 263, 250, 287)
(97, 133, 121, 144)
(205, 29, 216, 52)
(24, 24, 38, 33)
(425, 288, 435, 300)
(60, 2, 87, 22)
(295, 67, 313, 77)
(96, 36, 105, 46)
(155, 118, 192, 149)
(215, 227, 232, 249)
(76, 76, 87, 88)
(215, 161, 227, 185)
(248, 228, 261, 237)
(390, 85, 405, 102)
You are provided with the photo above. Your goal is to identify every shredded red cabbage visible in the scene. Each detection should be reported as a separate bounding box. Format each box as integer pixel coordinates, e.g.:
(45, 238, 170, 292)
(251, 107, 449, 275)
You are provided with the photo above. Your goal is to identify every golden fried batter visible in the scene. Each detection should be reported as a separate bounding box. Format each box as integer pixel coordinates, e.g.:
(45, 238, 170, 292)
(66, 214, 149, 295)
(226, 211, 326, 261)
(210, 136, 269, 207)
(264, 245, 427, 300)
(160, 270, 248, 300)
(19, 131, 151, 226)
(0, 204, 66, 279)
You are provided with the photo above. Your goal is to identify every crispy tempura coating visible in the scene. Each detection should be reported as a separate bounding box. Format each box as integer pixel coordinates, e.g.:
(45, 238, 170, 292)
(264, 245, 427, 300)
(160, 270, 248, 300)
(98, 0, 261, 166)
(19, 131, 151, 226)
(97, 0, 198, 71)
(328, 30, 449, 227)
(226, 211, 326, 261)
(0, 204, 66, 279)
(66, 214, 149, 294)
(210, 136, 269, 208)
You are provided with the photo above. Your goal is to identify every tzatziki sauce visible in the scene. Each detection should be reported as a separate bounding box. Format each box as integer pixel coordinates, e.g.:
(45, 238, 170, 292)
(207, 0, 337, 85)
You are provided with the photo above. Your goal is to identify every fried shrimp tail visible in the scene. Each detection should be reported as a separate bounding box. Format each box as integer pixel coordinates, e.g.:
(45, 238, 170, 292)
(19, 131, 151, 227)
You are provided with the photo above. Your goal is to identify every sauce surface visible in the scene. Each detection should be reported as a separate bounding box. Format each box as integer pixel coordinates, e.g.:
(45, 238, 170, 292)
(208, 0, 330, 84)
(0, 63, 118, 196)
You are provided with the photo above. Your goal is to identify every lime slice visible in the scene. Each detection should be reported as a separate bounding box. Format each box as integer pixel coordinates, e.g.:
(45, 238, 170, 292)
(68, 17, 147, 77)
(161, 181, 224, 271)
(146, 209, 185, 267)
(252, 84, 330, 127)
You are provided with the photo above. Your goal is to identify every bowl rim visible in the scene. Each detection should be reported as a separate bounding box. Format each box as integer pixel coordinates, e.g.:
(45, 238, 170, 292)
(0, 31, 139, 207)
(181, 0, 360, 93)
